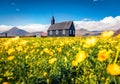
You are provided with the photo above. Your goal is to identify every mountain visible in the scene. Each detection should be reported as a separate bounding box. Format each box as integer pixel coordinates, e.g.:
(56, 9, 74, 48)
(26, 31, 43, 36)
(0, 27, 29, 36)
(75, 28, 90, 36)
(26, 31, 47, 37)
(114, 28, 120, 36)
(0, 27, 47, 37)
(75, 28, 102, 36)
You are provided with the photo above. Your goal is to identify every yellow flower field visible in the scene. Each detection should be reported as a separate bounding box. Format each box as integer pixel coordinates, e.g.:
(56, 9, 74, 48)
(0, 32, 120, 84)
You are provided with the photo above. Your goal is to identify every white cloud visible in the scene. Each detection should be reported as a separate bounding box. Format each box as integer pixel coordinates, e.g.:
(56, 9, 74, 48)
(0, 25, 13, 33)
(0, 24, 49, 33)
(0, 16, 120, 33)
(100, 16, 120, 24)
(74, 16, 120, 31)
(18, 24, 50, 33)
(82, 18, 92, 21)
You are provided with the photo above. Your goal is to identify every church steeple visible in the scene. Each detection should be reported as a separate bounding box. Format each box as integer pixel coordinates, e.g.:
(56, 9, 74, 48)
(51, 16, 55, 25)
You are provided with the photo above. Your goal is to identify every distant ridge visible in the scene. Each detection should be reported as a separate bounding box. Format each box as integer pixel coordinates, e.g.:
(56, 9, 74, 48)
(26, 31, 47, 37)
(0, 27, 47, 37)
(75, 28, 102, 36)
(114, 28, 120, 36)
(1, 27, 29, 36)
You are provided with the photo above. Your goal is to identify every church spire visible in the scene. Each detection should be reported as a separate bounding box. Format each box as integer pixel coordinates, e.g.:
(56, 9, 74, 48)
(51, 16, 55, 25)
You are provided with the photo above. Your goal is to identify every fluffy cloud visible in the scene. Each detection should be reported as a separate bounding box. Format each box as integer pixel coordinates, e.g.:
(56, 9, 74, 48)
(0, 25, 13, 33)
(0, 24, 49, 33)
(74, 16, 120, 31)
(18, 24, 50, 33)
(0, 16, 120, 33)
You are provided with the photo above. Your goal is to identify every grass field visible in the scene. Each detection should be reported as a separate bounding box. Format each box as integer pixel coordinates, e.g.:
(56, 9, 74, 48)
(0, 31, 120, 84)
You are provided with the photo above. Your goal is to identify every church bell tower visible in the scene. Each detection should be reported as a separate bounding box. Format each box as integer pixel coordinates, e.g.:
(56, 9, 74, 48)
(51, 16, 55, 25)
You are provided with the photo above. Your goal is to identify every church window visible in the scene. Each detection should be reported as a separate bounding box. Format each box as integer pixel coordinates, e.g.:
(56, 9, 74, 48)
(63, 30, 65, 35)
(73, 30, 75, 35)
(50, 31, 52, 35)
(70, 30, 72, 35)
(56, 30, 59, 35)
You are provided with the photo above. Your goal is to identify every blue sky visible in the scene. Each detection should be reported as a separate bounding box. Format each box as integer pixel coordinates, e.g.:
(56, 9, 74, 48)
(0, 0, 120, 33)
(0, 0, 120, 25)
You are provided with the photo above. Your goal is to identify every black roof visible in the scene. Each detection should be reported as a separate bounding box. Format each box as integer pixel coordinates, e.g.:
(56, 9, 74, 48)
(48, 21, 73, 30)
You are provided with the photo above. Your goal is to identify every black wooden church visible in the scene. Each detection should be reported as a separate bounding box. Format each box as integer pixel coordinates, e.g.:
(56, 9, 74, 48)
(47, 16, 75, 36)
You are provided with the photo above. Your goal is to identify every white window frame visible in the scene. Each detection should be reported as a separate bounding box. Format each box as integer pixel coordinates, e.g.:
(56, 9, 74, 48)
(56, 30, 59, 35)
(50, 31, 52, 35)
(62, 30, 65, 35)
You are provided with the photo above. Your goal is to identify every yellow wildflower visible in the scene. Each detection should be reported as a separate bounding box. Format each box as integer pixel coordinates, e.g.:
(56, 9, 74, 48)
(84, 37, 97, 48)
(89, 73, 93, 79)
(49, 58, 57, 64)
(60, 42, 64, 46)
(98, 50, 109, 62)
(40, 51, 43, 55)
(66, 52, 69, 56)
(72, 50, 87, 67)
(19, 40, 27, 46)
(2, 82, 9, 84)
(7, 56, 14, 61)
(72, 46, 76, 50)
(12, 36, 19, 41)
(7, 48, 15, 55)
(107, 64, 120, 76)
(57, 48, 62, 52)
(101, 30, 114, 38)
(16, 46, 23, 51)
(30, 49, 35, 54)
(3, 41, 11, 49)
(72, 60, 78, 66)
(49, 51, 53, 56)
(43, 48, 49, 53)
(64, 57, 67, 63)
(25, 55, 29, 59)
(43, 72, 47, 77)
(116, 34, 120, 38)
(75, 50, 87, 63)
